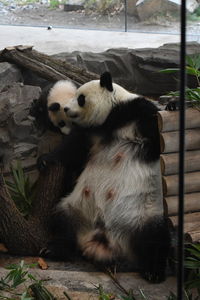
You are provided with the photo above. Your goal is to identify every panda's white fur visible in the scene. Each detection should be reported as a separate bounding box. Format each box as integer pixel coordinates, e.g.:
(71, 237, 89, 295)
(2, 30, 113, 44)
(44, 72, 170, 283)
(48, 80, 77, 134)
(67, 80, 138, 127)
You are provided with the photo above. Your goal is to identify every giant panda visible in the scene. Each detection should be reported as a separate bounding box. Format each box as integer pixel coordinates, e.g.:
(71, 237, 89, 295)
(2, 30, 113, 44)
(39, 72, 171, 283)
(30, 80, 77, 135)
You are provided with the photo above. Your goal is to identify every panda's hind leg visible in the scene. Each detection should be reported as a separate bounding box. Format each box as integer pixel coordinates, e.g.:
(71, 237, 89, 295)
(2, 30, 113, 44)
(133, 216, 171, 283)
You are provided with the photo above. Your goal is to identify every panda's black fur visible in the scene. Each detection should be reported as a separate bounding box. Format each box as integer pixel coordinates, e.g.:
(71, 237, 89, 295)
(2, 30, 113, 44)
(39, 72, 171, 283)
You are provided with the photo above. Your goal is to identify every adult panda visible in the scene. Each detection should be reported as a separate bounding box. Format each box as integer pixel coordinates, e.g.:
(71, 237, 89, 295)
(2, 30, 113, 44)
(39, 72, 171, 283)
(30, 80, 77, 134)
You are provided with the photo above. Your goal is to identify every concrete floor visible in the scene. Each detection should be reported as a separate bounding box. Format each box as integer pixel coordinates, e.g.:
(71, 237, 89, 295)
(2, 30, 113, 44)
(0, 24, 184, 54)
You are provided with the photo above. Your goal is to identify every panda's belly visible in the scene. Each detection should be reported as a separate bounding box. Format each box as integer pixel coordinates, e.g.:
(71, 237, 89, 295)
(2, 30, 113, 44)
(60, 132, 163, 230)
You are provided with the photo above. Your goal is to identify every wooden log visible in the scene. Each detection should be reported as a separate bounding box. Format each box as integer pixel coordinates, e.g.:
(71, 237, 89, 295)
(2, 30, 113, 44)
(165, 192, 200, 216)
(160, 150, 200, 175)
(160, 129, 200, 153)
(0, 46, 99, 85)
(170, 212, 200, 242)
(158, 108, 200, 132)
(163, 171, 200, 196)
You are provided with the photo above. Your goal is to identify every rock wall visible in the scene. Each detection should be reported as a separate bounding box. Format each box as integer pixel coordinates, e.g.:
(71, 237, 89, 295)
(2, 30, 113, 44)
(0, 62, 62, 180)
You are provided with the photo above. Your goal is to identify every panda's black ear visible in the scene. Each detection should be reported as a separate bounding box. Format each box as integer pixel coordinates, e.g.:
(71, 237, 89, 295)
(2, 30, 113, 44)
(100, 72, 113, 92)
(48, 102, 60, 111)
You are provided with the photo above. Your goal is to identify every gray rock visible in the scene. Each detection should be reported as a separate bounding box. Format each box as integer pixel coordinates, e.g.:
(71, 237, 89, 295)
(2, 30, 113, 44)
(0, 62, 23, 86)
(53, 42, 200, 96)
(0, 128, 10, 144)
(0, 82, 41, 171)
(136, 0, 199, 20)
(14, 142, 37, 159)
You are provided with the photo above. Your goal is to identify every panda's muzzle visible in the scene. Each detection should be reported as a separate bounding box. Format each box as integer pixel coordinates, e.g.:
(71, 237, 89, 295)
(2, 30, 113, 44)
(64, 108, 78, 119)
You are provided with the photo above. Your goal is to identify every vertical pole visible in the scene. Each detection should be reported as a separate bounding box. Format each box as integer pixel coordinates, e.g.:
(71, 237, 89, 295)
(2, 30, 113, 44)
(177, 0, 186, 298)
(124, 0, 127, 32)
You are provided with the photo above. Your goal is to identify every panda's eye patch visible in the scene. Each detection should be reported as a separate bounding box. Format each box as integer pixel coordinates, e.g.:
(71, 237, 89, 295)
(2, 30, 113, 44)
(58, 120, 65, 128)
(48, 102, 60, 112)
(77, 94, 85, 107)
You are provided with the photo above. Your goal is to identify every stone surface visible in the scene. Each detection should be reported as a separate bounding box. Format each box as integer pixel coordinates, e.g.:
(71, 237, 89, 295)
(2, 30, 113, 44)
(136, 0, 199, 21)
(0, 263, 177, 300)
(54, 42, 200, 96)
(0, 62, 23, 85)
(0, 82, 41, 171)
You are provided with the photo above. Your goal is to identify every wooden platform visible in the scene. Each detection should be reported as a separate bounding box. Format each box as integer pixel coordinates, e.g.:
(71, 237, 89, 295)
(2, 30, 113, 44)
(158, 108, 200, 242)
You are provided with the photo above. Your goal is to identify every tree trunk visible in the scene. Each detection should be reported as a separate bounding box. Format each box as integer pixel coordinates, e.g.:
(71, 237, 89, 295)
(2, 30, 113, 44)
(0, 172, 45, 255)
(0, 45, 99, 85)
(0, 162, 66, 255)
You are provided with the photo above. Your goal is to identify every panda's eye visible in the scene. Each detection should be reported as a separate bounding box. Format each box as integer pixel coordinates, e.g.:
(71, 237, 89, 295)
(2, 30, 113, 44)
(77, 94, 85, 107)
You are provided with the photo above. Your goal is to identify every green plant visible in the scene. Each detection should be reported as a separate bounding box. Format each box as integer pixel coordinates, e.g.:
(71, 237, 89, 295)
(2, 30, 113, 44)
(0, 261, 55, 300)
(5, 161, 36, 217)
(185, 243, 200, 295)
(160, 54, 200, 110)
(49, 0, 60, 9)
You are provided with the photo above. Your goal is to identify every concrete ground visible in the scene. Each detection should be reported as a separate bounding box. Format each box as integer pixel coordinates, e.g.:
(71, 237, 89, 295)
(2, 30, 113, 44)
(0, 24, 199, 54)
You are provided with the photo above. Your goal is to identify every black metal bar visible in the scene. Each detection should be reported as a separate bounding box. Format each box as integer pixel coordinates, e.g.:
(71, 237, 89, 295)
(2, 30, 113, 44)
(177, 0, 186, 298)
(124, 0, 127, 32)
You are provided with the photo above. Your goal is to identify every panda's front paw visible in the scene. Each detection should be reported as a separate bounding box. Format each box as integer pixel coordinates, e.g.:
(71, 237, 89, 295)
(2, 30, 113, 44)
(37, 154, 55, 171)
(165, 98, 179, 111)
(141, 270, 166, 284)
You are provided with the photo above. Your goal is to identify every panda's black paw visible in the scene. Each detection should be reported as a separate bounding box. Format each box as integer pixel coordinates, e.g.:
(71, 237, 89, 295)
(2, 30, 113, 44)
(37, 154, 55, 171)
(165, 99, 179, 111)
(141, 270, 166, 284)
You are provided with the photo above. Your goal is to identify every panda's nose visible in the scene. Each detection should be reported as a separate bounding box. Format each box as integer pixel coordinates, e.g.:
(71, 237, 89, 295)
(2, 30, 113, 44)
(64, 107, 69, 112)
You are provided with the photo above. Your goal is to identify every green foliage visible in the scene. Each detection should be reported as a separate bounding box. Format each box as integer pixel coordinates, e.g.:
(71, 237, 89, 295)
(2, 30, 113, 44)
(0, 261, 56, 300)
(6, 161, 36, 217)
(160, 54, 200, 109)
(185, 244, 200, 295)
(0, 260, 36, 300)
(49, 0, 60, 9)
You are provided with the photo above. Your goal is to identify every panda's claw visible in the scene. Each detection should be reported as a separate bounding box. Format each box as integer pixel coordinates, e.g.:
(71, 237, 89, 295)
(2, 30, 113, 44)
(165, 99, 179, 111)
(39, 247, 51, 257)
(37, 154, 55, 171)
(141, 270, 166, 284)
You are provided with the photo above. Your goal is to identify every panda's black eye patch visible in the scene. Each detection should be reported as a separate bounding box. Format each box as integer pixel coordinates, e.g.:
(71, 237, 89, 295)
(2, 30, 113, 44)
(49, 102, 60, 112)
(58, 120, 65, 128)
(77, 94, 85, 107)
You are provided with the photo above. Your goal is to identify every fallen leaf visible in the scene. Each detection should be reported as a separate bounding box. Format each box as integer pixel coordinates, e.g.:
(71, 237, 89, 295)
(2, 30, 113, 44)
(0, 243, 8, 253)
(38, 257, 48, 270)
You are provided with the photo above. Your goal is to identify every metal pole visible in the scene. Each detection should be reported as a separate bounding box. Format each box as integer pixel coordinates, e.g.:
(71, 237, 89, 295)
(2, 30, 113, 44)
(124, 0, 127, 32)
(177, 0, 186, 298)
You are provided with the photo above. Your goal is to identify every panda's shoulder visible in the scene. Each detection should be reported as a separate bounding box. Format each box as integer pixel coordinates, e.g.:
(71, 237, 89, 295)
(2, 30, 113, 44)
(104, 96, 158, 130)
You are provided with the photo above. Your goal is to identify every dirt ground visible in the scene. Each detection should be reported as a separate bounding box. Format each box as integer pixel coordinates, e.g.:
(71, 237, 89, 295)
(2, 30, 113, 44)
(0, 3, 200, 35)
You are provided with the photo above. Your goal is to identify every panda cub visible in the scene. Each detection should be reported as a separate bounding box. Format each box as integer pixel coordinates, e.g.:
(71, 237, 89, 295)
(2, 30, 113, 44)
(47, 80, 77, 134)
(40, 72, 170, 283)
(30, 80, 77, 134)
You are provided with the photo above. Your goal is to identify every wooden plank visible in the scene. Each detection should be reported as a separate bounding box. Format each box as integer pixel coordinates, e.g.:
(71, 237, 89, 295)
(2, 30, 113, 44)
(163, 172, 200, 196)
(160, 129, 200, 153)
(158, 108, 200, 132)
(165, 192, 200, 216)
(160, 150, 200, 175)
(170, 212, 200, 242)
